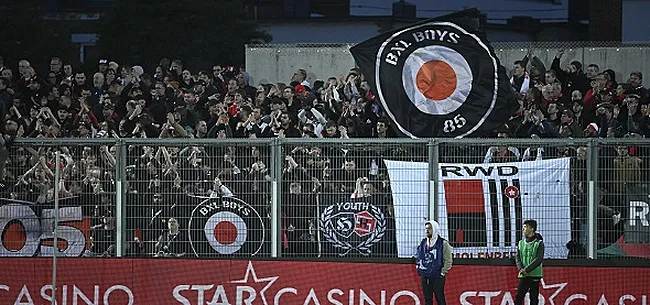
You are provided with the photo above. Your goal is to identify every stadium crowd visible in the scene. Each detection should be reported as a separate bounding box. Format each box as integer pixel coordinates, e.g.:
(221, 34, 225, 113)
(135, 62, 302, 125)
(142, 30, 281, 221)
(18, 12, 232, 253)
(0, 49, 646, 258)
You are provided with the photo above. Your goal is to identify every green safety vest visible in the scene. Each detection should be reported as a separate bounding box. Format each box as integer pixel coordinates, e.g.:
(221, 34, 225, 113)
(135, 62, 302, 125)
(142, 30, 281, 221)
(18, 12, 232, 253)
(518, 238, 543, 278)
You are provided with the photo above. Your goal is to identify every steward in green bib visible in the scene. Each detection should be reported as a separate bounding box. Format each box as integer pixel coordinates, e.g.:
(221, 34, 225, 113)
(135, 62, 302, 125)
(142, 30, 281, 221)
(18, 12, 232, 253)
(514, 219, 545, 305)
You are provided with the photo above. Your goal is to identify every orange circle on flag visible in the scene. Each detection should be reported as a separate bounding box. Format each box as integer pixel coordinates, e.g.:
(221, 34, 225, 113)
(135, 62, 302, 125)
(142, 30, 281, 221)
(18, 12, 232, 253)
(214, 221, 238, 245)
(416, 60, 457, 101)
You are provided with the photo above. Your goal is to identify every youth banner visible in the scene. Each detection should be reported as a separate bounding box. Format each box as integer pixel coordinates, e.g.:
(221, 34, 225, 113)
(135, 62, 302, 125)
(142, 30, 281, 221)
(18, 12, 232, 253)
(384, 158, 571, 259)
(318, 194, 397, 257)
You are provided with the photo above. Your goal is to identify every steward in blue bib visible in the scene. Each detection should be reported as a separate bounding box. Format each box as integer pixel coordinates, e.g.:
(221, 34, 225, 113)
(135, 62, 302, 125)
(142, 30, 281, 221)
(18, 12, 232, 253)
(416, 236, 445, 279)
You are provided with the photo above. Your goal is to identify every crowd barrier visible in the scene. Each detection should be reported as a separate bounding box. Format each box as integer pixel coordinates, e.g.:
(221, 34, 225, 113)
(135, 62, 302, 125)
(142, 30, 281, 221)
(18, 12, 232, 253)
(1, 258, 648, 304)
(1, 138, 649, 260)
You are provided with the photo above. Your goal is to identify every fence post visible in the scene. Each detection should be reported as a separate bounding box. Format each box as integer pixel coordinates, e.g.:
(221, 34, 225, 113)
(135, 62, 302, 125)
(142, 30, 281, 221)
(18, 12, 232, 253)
(270, 139, 283, 257)
(428, 139, 439, 222)
(586, 139, 599, 259)
(115, 140, 126, 257)
(52, 151, 61, 305)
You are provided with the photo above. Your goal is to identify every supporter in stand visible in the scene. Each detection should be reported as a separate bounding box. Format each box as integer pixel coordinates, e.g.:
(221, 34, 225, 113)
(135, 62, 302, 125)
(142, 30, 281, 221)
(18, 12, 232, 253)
(154, 218, 187, 258)
(91, 209, 117, 257)
(0, 51, 645, 259)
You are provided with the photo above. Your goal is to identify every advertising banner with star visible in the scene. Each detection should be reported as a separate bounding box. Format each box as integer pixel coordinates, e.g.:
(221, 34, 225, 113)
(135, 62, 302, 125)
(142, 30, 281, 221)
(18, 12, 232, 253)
(349, 9, 518, 138)
(1, 258, 648, 304)
(384, 158, 571, 259)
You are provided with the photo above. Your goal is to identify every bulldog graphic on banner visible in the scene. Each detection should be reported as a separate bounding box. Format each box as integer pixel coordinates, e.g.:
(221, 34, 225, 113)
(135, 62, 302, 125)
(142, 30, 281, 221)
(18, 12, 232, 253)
(350, 9, 517, 138)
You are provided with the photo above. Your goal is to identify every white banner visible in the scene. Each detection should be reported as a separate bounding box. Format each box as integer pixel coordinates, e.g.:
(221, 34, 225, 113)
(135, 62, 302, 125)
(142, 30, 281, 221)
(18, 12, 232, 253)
(384, 158, 571, 259)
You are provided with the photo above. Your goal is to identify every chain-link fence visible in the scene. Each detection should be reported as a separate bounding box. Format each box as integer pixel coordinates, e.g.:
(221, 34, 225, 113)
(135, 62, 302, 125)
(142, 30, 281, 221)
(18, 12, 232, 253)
(279, 139, 429, 258)
(1, 138, 648, 260)
(122, 139, 276, 258)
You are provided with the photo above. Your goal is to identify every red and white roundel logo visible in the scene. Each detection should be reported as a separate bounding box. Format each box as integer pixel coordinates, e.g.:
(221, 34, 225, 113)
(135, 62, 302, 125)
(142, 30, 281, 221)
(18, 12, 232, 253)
(504, 185, 520, 199)
(204, 211, 248, 254)
(402, 45, 473, 115)
(367, 21, 512, 138)
(188, 196, 265, 257)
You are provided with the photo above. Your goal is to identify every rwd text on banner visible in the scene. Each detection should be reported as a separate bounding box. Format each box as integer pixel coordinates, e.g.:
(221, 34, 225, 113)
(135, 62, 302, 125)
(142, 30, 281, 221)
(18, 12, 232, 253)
(384, 158, 571, 259)
(626, 184, 650, 244)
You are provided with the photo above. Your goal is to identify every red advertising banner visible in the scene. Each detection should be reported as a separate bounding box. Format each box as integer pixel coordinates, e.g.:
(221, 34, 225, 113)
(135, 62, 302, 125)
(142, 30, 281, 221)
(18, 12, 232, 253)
(0, 259, 648, 305)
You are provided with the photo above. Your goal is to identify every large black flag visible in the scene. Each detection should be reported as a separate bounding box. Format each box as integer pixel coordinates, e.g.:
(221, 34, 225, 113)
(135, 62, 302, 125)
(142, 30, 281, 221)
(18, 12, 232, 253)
(350, 9, 517, 138)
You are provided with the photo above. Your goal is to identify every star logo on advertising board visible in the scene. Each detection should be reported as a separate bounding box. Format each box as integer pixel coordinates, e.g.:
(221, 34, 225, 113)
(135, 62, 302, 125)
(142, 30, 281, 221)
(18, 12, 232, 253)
(231, 261, 279, 305)
(540, 279, 568, 305)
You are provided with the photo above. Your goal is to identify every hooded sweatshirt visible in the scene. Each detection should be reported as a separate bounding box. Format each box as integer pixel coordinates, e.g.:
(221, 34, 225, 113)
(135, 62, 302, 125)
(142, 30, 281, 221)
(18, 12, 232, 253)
(426, 220, 439, 245)
(415, 220, 453, 279)
(516, 232, 544, 278)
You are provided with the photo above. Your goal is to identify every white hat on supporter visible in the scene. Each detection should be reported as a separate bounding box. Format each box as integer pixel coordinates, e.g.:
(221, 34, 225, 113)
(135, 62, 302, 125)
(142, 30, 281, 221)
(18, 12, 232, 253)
(131, 66, 144, 77)
(586, 122, 599, 133)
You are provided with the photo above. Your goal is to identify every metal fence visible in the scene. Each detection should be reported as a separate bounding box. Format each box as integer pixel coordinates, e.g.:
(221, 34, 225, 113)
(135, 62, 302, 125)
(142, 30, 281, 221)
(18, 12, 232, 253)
(1, 137, 648, 260)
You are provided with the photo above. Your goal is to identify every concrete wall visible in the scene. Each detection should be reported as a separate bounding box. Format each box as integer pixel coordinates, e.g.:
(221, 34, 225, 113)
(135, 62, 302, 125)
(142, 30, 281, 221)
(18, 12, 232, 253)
(246, 44, 650, 86)
(246, 44, 357, 85)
